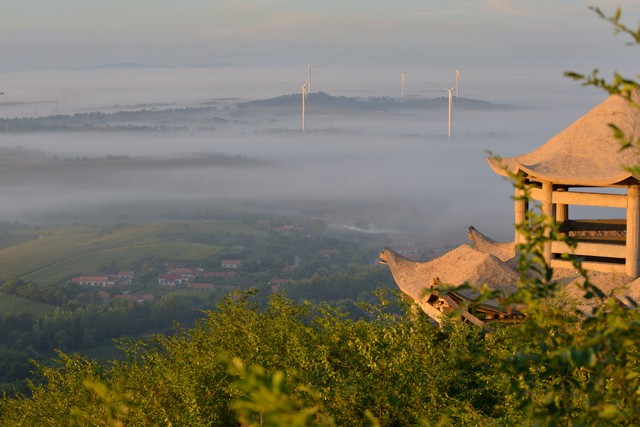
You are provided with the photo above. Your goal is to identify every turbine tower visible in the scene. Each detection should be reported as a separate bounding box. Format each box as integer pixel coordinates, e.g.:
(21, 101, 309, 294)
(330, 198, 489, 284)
(445, 85, 457, 139)
(400, 72, 406, 98)
(301, 79, 311, 132)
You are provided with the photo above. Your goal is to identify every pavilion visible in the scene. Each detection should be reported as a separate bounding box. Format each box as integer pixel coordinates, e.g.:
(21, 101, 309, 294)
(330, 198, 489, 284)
(488, 90, 640, 277)
(380, 91, 640, 325)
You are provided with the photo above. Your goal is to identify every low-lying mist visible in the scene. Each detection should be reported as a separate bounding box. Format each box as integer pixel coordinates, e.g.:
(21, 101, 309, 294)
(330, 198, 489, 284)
(0, 66, 610, 243)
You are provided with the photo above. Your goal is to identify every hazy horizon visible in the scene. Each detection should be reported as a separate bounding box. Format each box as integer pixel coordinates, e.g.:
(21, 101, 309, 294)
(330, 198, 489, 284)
(0, 1, 637, 244)
(0, 70, 620, 244)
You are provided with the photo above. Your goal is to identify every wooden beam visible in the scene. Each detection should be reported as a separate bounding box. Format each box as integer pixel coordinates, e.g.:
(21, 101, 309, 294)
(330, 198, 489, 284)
(418, 299, 445, 324)
(529, 188, 627, 208)
(551, 241, 626, 259)
(551, 259, 626, 274)
(442, 295, 486, 327)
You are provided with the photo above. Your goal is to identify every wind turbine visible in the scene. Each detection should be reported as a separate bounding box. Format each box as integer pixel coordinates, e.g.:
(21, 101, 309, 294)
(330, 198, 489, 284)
(445, 84, 457, 139)
(301, 78, 311, 132)
(400, 72, 406, 98)
(443, 71, 472, 139)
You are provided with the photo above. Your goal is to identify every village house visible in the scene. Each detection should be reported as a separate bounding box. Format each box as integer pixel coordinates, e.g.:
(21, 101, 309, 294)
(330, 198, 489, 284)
(158, 273, 186, 286)
(158, 267, 204, 286)
(71, 275, 114, 288)
(221, 260, 241, 269)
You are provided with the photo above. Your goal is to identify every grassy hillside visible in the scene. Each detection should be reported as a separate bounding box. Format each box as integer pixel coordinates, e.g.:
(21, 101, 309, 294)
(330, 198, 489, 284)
(0, 292, 56, 317)
(0, 221, 267, 285)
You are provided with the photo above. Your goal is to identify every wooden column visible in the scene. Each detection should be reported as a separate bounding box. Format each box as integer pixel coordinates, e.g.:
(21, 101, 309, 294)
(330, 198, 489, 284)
(514, 186, 526, 245)
(626, 184, 640, 278)
(541, 181, 553, 263)
(555, 188, 569, 237)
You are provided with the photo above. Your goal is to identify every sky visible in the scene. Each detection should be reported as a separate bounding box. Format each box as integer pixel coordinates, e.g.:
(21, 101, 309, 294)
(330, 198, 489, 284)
(2, 0, 639, 71)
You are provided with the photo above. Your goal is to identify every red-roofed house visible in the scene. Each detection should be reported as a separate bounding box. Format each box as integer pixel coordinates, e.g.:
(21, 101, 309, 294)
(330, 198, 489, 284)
(221, 260, 241, 269)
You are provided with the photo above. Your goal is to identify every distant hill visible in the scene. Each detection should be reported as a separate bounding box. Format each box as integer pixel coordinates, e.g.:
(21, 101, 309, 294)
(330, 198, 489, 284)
(241, 91, 515, 111)
(0, 106, 230, 133)
(0, 92, 516, 134)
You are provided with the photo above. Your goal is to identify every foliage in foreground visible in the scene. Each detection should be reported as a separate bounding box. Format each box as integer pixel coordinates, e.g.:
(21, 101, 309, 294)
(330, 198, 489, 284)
(0, 291, 522, 426)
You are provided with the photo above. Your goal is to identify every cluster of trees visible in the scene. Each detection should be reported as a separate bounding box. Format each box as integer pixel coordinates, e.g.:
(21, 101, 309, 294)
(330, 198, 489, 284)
(0, 278, 636, 425)
(0, 292, 520, 425)
(1, 279, 76, 305)
(283, 265, 392, 304)
(0, 289, 209, 395)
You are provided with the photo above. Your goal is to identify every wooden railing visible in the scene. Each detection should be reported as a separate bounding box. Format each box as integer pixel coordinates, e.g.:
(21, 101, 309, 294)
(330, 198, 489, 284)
(525, 187, 631, 274)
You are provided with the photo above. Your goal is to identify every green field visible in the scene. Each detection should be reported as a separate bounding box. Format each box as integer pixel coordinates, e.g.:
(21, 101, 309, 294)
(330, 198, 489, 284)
(0, 221, 267, 285)
(0, 292, 56, 317)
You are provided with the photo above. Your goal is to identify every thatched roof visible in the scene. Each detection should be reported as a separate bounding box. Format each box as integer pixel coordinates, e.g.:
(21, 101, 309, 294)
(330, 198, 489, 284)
(488, 91, 640, 186)
(380, 245, 519, 304)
